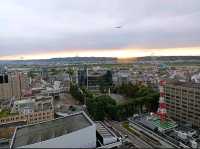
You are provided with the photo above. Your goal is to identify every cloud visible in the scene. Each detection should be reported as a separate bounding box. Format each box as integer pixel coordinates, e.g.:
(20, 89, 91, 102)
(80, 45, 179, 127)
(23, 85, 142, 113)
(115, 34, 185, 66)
(0, 0, 200, 58)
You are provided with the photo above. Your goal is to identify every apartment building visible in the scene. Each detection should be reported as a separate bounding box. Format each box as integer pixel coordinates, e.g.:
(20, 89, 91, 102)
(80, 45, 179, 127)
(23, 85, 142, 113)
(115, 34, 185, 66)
(164, 81, 200, 127)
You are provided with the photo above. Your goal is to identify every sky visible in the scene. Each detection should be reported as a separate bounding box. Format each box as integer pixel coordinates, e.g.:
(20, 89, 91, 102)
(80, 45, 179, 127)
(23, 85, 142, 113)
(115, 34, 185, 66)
(0, 0, 200, 60)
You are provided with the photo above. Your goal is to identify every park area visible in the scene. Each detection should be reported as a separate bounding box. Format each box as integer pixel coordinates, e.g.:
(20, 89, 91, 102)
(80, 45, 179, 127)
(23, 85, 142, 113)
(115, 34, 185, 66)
(109, 93, 128, 105)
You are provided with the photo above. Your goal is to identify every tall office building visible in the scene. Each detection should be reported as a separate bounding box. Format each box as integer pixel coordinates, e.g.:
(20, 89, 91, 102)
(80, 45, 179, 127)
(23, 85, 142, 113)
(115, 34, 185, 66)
(0, 66, 10, 100)
(41, 67, 49, 81)
(164, 81, 200, 127)
(78, 68, 112, 92)
(78, 68, 88, 87)
(0, 71, 29, 100)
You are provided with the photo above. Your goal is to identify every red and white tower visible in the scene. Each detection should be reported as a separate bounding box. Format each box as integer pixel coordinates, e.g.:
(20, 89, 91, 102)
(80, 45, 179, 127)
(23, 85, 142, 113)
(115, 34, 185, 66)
(157, 80, 167, 123)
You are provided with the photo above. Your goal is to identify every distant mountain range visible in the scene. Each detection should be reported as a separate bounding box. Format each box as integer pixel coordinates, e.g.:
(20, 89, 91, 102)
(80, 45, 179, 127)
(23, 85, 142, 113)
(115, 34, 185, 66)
(0, 56, 200, 65)
(137, 56, 200, 61)
(0, 57, 117, 65)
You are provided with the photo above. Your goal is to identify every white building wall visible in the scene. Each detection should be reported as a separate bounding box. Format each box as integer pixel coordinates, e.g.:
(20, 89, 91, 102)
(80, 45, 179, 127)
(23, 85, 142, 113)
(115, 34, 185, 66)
(103, 137, 117, 145)
(20, 125, 96, 148)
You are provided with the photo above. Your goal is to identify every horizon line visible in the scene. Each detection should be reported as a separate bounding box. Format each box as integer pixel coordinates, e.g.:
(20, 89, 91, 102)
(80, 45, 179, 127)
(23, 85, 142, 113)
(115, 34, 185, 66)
(0, 55, 200, 61)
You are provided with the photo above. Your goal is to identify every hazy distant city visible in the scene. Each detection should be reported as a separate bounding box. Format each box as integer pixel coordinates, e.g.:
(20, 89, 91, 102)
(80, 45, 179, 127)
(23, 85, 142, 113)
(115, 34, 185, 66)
(1, 0, 200, 148)
(0, 56, 200, 148)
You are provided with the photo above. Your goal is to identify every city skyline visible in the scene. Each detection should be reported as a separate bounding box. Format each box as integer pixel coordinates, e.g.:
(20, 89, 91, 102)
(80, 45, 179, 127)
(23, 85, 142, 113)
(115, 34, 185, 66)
(1, 0, 200, 60)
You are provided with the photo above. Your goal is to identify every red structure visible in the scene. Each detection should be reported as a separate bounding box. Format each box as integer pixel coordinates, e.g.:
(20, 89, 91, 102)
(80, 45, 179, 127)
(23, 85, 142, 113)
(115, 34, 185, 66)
(157, 80, 167, 123)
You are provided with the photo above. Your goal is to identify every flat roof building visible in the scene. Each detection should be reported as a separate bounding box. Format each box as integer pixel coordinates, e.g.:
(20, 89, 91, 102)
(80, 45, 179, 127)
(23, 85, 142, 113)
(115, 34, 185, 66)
(11, 111, 96, 148)
(96, 121, 118, 146)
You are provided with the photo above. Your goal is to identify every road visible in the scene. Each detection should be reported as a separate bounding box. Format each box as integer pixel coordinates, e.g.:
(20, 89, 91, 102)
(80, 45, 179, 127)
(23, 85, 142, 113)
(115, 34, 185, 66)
(108, 121, 153, 149)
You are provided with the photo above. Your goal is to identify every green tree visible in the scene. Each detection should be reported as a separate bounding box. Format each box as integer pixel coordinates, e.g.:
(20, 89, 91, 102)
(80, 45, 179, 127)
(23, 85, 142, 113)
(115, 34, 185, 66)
(66, 67, 74, 83)
(112, 83, 160, 120)
(86, 95, 117, 121)
(70, 83, 84, 103)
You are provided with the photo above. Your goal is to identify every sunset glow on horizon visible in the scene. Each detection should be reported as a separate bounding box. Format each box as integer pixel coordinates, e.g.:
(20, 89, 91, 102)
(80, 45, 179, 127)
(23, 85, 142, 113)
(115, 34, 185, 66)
(0, 47, 200, 60)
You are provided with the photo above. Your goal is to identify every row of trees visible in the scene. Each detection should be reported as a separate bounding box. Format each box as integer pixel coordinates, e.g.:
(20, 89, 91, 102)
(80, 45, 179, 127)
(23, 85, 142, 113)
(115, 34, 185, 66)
(70, 83, 85, 104)
(70, 83, 115, 120)
(113, 83, 160, 119)
(87, 95, 116, 120)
